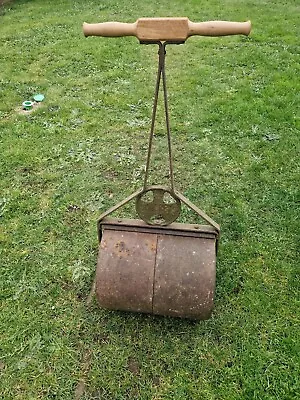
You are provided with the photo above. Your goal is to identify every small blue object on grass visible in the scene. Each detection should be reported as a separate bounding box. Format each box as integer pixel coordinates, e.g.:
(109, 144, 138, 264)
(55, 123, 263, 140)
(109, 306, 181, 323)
(33, 94, 45, 102)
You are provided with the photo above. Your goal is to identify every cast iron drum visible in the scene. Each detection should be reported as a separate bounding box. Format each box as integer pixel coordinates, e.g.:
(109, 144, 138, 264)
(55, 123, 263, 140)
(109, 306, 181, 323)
(96, 218, 218, 319)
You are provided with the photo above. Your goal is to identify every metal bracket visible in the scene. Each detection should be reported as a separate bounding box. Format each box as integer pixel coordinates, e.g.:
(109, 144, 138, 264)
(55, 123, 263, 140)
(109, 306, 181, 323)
(136, 185, 181, 226)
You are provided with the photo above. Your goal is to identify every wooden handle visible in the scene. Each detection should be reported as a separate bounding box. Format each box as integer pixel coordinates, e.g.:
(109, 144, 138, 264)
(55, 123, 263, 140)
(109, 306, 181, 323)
(83, 21, 137, 37)
(83, 18, 251, 41)
(188, 20, 251, 37)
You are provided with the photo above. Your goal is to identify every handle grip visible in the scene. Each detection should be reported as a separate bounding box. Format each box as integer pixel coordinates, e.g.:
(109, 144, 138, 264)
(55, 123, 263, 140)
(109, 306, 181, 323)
(83, 21, 137, 37)
(188, 20, 251, 37)
(83, 18, 251, 41)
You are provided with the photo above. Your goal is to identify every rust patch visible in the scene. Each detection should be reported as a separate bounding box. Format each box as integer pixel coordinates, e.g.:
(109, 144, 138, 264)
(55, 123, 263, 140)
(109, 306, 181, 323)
(115, 240, 130, 257)
(145, 239, 157, 252)
(115, 241, 126, 251)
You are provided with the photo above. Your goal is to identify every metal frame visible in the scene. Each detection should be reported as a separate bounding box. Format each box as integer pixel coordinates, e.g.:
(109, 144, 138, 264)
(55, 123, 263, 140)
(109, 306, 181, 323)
(97, 40, 220, 237)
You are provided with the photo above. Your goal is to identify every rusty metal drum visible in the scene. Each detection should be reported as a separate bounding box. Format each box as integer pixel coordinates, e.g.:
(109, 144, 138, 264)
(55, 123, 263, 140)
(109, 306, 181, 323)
(96, 218, 218, 319)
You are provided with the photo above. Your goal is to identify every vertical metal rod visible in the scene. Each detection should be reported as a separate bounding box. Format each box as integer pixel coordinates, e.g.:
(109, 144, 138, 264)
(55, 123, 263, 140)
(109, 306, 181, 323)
(143, 42, 163, 190)
(162, 42, 175, 191)
(143, 41, 175, 191)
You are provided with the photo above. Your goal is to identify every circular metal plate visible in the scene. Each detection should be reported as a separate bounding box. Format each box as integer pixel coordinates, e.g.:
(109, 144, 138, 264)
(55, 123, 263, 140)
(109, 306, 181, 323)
(136, 186, 181, 225)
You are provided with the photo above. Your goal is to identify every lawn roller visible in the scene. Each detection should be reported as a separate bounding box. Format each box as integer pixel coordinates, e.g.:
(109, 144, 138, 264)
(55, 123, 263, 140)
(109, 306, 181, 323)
(83, 18, 251, 319)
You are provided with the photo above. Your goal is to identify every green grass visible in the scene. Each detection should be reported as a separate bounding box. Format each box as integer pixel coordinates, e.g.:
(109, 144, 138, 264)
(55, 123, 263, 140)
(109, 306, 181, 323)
(0, 0, 299, 399)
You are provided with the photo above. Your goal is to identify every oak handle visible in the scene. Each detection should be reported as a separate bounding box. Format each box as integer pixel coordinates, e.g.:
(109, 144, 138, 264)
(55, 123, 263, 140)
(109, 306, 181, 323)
(83, 19, 251, 40)
(83, 21, 137, 37)
(188, 20, 251, 37)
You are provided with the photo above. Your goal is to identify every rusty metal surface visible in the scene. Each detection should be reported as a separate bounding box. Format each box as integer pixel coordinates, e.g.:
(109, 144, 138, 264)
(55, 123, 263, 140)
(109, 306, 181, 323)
(153, 235, 216, 319)
(96, 229, 156, 313)
(96, 219, 217, 319)
(99, 218, 218, 239)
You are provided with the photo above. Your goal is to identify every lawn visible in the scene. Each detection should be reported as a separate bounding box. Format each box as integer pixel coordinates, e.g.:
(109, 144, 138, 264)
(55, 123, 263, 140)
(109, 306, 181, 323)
(0, 0, 299, 399)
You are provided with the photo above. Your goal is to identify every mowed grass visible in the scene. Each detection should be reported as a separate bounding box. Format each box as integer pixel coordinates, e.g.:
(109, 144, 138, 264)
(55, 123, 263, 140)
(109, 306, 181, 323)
(0, 0, 299, 399)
